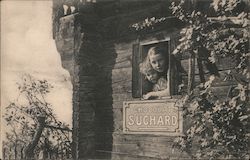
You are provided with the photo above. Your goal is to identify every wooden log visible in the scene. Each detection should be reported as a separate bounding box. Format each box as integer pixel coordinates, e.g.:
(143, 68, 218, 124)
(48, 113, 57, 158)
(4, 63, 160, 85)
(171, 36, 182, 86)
(113, 59, 131, 69)
(112, 67, 132, 83)
(111, 152, 167, 160)
(112, 93, 133, 102)
(112, 81, 132, 94)
(180, 57, 236, 75)
(181, 69, 238, 87)
(113, 133, 177, 143)
(111, 135, 189, 159)
(100, 2, 176, 39)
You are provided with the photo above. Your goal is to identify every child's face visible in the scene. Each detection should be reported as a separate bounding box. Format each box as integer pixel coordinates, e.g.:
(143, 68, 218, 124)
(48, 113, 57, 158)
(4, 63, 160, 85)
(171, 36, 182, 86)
(149, 54, 166, 72)
(145, 71, 158, 83)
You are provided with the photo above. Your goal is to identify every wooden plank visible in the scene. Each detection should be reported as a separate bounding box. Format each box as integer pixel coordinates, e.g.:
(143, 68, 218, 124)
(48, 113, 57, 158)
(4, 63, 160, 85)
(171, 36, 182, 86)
(114, 121, 123, 132)
(112, 93, 133, 102)
(95, 95, 133, 109)
(113, 110, 122, 131)
(181, 69, 238, 88)
(101, 3, 166, 24)
(112, 143, 169, 159)
(111, 132, 192, 158)
(112, 101, 126, 109)
(111, 153, 165, 160)
(115, 50, 132, 63)
(114, 60, 131, 69)
(112, 138, 189, 159)
(114, 42, 133, 61)
(113, 133, 176, 143)
(180, 57, 235, 75)
(112, 67, 132, 83)
(113, 108, 123, 120)
(112, 81, 132, 94)
(100, 2, 178, 39)
(95, 0, 163, 19)
(132, 43, 141, 98)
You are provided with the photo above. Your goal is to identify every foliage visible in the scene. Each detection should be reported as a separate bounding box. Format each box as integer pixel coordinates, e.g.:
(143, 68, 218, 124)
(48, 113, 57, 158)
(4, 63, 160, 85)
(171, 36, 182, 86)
(3, 74, 72, 159)
(132, 0, 249, 159)
(131, 17, 169, 31)
(172, 0, 249, 159)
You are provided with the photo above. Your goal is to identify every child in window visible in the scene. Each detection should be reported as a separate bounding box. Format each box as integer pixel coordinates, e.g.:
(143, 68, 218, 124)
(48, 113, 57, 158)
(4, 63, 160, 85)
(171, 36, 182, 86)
(139, 59, 169, 99)
(147, 46, 168, 75)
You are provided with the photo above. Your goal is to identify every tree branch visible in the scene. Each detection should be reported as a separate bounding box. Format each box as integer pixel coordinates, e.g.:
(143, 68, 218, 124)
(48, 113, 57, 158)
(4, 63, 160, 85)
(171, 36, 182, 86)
(24, 116, 45, 159)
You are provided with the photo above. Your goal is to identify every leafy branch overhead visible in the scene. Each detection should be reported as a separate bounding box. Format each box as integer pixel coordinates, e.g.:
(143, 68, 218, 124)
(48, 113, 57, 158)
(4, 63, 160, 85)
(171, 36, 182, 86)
(131, 17, 170, 31)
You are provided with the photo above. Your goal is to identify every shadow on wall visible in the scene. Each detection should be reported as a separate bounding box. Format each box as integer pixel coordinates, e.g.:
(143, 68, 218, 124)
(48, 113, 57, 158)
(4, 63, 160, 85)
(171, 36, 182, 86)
(94, 40, 117, 159)
(52, 1, 116, 159)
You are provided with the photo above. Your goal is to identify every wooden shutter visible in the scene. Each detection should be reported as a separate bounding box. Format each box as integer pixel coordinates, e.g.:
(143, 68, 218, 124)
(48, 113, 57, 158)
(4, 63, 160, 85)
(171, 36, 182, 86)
(169, 34, 183, 95)
(132, 43, 141, 98)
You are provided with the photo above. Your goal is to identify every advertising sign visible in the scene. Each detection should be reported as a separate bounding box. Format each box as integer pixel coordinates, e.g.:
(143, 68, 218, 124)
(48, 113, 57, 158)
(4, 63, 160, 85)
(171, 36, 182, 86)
(123, 99, 183, 136)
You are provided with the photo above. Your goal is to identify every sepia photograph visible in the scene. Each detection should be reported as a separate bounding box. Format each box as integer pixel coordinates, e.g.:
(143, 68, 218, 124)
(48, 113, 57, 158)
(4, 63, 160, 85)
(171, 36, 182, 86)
(1, 0, 249, 159)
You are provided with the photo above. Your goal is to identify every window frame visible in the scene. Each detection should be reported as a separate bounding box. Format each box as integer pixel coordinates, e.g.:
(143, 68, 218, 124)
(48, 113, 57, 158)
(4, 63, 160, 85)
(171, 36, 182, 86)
(132, 38, 172, 99)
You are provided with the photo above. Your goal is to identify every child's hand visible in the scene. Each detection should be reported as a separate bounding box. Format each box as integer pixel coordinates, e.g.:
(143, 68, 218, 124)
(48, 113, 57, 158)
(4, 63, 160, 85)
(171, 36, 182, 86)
(143, 93, 152, 100)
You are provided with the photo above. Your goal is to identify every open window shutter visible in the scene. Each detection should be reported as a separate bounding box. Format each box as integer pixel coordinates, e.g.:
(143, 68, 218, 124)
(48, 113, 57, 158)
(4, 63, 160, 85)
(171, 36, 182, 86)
(169, 34, 183, 95)
(169, 55, 178, 95)
(132, 43, 141, 98)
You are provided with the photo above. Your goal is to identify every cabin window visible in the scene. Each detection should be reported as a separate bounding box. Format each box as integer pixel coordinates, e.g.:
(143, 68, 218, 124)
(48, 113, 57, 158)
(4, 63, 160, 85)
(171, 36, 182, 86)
(132, 38, 183, 99)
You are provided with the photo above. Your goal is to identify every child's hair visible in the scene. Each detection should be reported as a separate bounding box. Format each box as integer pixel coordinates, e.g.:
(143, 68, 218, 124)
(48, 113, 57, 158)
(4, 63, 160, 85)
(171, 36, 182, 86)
(139, 59, 156, 75)
(146, 46, 169, 72)
(147, 46, 166, 59)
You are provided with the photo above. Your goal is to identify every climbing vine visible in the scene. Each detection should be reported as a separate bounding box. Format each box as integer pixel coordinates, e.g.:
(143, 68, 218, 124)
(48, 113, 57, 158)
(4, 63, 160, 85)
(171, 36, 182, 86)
(132, 0, 249, 159)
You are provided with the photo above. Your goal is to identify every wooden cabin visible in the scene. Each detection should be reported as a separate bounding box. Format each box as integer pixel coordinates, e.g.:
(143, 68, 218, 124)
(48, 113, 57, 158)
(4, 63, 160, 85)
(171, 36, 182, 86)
(52, 0, 249, 159)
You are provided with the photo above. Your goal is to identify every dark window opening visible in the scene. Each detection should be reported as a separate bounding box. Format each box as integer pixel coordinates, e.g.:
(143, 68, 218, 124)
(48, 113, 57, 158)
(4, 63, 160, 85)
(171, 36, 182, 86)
(132, 39, 174, 99)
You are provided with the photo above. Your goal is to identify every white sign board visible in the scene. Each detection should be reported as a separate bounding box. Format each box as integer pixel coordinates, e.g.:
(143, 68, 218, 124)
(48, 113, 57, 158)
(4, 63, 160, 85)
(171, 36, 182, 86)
(123, 99, 183, 136)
